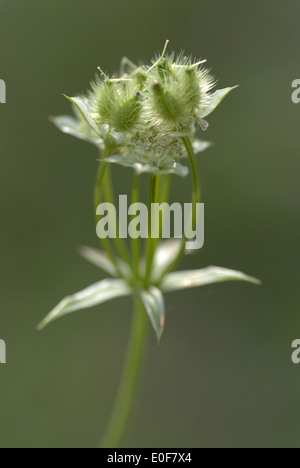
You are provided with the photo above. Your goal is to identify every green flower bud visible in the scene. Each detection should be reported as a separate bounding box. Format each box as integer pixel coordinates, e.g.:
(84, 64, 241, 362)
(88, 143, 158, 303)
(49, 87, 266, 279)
(182, 67, 202, 111)
(132, 70, 147, 88)
(54, 41, 236, 177)
(94, 80, 118, 124)
(151, 82, 184, 127)
(91, 79, 142, 134)
(157, 57, 175, 80)
(146, 54, 214, 131)
(112, 93, 141, 132)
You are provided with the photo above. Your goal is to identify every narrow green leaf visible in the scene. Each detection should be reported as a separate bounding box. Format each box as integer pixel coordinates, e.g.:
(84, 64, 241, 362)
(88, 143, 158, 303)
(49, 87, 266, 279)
(140, 287, 165, 341)
(64, 95, 101, 136)
(51, 115, 102, 145)
(103, 155, 189, 177)
(200, 86, 238, 119)
(37, 279, 132, 330)
(103, 154, 150, 172)
(151, 239, 183, 283)
(161, 266, 261, 292)
(192, 140, 212, 155)
(51, 115, 81, 137)
(164, 162, 189, 178)
(79, 246, 131, 278)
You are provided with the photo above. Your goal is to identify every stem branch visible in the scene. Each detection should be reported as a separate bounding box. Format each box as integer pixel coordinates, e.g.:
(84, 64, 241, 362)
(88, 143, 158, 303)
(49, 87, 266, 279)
(131, 174, 141, 279)
(182, 136, 201, 230)
(95, 162, 125, 279)
(145, 174, 157, 284)
(104, 165, 132, 267)
(157, 136, 201, 280)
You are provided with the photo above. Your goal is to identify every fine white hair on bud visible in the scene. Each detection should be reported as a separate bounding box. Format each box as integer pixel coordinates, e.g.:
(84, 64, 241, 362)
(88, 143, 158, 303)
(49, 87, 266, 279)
(53, 41, 237, 175)
(144, 53, 215, 131)
(90, 78, 142, 133)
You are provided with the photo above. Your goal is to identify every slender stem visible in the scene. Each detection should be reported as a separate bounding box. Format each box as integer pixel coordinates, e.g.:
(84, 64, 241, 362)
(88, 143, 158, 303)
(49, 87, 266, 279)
(95, 162, 107, 216)
(100, 297, 149, 448)
(131, 174, 141, 279)
(145, 174, 157, 284)
(158, 174, 171, 241)
(156, 136, 200, 282)
(182, 136, 201, 230)
(95, 162, 125, 280)
(104, 165, 132, 267)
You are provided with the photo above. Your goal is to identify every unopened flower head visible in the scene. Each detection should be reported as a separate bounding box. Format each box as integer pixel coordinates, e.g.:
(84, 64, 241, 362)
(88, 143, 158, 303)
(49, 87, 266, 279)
(52, 41, 237, 176)
(90, 78, 142, 133)
(144, 52, 215, 131)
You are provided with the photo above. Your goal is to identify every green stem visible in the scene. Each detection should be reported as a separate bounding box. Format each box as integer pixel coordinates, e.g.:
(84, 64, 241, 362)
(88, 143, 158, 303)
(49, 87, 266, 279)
(158, 174, 171, 241)
(156, 136, 200, 282)
(145, 174, 157, 284)
(182, 136, 201, 230)
(131, 174, 141, 279)
(100, 297, 149, 448)
(104, 165, 132, 267)
(95, 162, 125, 280)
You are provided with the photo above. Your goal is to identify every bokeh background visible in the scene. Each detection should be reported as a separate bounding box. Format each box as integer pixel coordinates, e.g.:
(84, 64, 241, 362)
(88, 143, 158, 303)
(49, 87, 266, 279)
(0, 0, 299, 448)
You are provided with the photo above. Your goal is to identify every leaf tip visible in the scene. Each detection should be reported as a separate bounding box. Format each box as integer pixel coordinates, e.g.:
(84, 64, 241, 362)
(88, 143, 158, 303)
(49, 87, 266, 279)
(254, 278, 262, 286)
(36, 314, 53, 331)
(242, 274, 261, 286)
(36, 321, 45, 331)
(77, 245, 86, 256)
(63, 94, 72, 102)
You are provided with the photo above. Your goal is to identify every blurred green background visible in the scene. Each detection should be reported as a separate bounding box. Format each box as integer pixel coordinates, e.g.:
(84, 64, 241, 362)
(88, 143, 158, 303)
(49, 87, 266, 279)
(0, 0, 299, 448)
